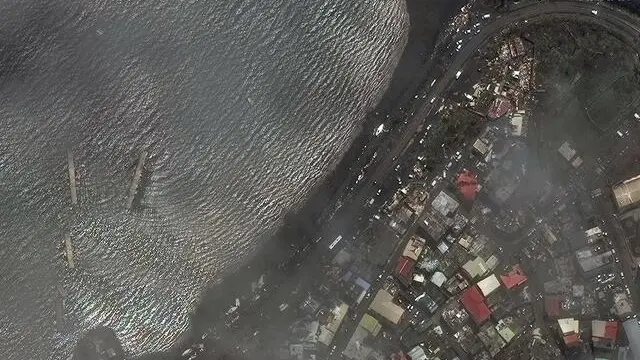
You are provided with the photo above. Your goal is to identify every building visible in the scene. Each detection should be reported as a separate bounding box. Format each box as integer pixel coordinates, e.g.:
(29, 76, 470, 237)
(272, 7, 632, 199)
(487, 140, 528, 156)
(558, 141, 577, 162)
(478, 323, 506, 356)
(544, 295, 563, 318)
(615, 293, 633, 317)
(461, 286, 492, 323)
(509, 111, 526, 137)
(462, 256, 489, 279)
(441, 299, 470, 330)
(394, 256, 416, 284)
(495, 319, 516, 343)
(592, 320, 618, 349)
(453, 325, 484, 355)
(359, 314, 381, 336)
(422, 210, 448, 241)
(500, 265, 528, 289)
(557, 318, 581, 347)
(318, 302, 349, 346)
(576, 250, 613, 273)
(473, 138, 491, 158)
(430, 271, 447, 287)
(402, 236, 425, 261)
(342, 326, 377, 360)
(585, 227, 604, 243)
(542, 223, 559, 245)
(477, 274, 502, 297)
(456, 169, 480, 201)
(613, 175, 640, 210)
(509, 37, 526, 57)
(406, 346, 427, 360)
(487, 96, 513, 119)
(369, 290, 405, 325)
(431, 191, 459, 217)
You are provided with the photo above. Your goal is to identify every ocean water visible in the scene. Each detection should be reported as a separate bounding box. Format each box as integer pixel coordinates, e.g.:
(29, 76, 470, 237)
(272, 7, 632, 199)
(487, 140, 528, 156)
(0, 0, 409, 359)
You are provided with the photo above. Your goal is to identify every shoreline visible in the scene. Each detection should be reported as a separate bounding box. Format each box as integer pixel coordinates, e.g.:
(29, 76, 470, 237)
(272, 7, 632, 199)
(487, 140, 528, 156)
(155, 1, 640, 359)
(87, 1, 469, 359)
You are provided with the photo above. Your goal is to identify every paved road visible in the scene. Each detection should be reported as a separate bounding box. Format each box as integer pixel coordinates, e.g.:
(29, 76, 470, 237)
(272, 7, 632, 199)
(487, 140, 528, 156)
(316, 0, 640, 256)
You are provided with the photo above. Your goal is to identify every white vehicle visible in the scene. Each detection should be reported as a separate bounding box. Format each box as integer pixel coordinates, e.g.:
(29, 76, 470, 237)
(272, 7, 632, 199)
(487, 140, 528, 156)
(329, 235, 342, 250)
(430, 79, 436, 87)
(482, 13, 490, 19)
(591, 9, 598, 15)
(430, 97, 436, 104)
(455, 70, 462, 79)
(181, 349, 193, 357)
(279, 303, 289, 311)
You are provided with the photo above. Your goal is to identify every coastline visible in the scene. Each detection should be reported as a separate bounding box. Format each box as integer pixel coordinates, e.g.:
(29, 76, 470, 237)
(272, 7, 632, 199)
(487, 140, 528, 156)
(106, 0, 469, 359)
(149, 1, 640, 359)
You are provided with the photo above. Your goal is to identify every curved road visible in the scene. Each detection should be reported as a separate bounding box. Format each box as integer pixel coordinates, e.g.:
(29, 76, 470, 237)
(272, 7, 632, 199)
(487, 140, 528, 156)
(344, 0, 640, 235)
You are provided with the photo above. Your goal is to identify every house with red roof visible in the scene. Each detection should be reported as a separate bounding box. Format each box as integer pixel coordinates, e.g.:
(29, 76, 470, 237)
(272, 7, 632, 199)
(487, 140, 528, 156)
(544, 296, 562, 318)
(461, 286, 492, 323)
(394, 256, 415, 284)
(500, 264, 528, 289)
(456, 169, 480, 201)
(487, 97, 513, 119)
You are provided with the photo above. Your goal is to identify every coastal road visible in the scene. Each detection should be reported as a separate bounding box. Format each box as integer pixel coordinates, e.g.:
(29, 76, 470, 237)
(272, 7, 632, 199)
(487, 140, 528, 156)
(318, 0, 640, 256)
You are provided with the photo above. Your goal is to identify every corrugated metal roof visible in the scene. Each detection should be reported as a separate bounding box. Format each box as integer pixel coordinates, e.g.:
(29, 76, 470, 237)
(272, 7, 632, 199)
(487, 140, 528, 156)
(402, 237, 424, 261)
(613, 175, 640, 209)
(359, 314, 381, 336)
(369, 290, 405, 325)
(500, 265, 527, 289)
(461, 286, 491, 323)
(395, 256, 415, 280)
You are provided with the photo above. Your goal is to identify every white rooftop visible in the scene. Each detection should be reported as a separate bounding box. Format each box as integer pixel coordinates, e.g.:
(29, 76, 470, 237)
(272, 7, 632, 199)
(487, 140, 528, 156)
(431, 272, 447, 287)
(463, 257, 489, 279)
(431, 191, 459, 217)
(477, 274, 501, 296)
(558, 318, 579, 335)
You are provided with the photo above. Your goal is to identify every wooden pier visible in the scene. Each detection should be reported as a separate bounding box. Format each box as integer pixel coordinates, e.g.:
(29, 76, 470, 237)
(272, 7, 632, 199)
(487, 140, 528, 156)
(67, 151, 77, 205)
(126, 150, 148, 209)
(64, 234, 75, 269)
